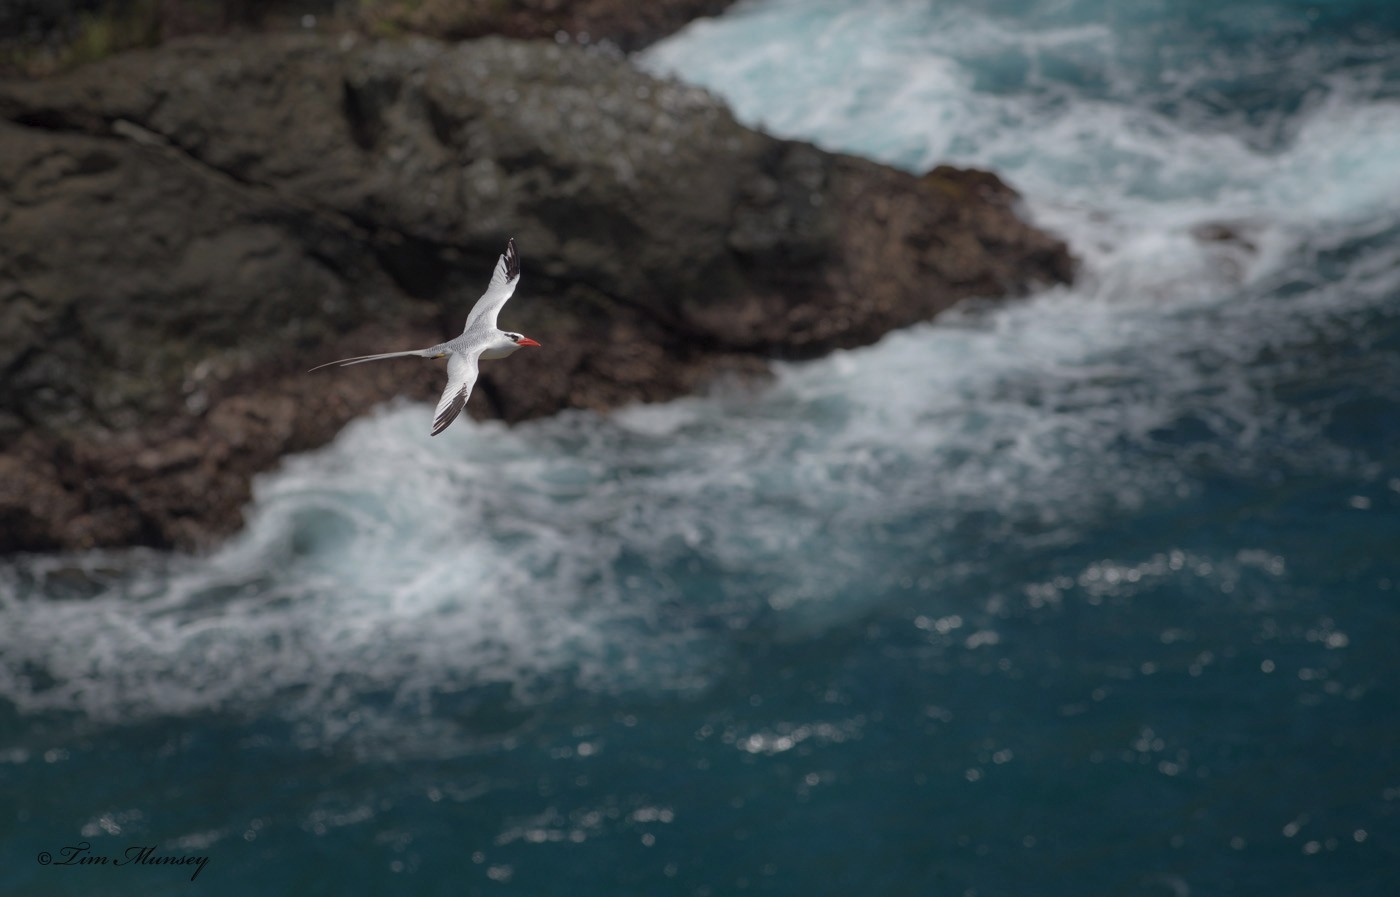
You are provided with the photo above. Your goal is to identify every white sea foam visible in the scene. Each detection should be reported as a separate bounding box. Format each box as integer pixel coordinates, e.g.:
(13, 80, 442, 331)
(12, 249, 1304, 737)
(2, 0, 1398, 752)
(642, 0, 1400, 261)
(5, 240, 1393, 748)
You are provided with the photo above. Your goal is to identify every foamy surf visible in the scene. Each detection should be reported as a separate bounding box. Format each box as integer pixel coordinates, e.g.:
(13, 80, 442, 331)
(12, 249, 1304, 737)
(4, 220, 1395, 751)
(2, 0, 1398, 765)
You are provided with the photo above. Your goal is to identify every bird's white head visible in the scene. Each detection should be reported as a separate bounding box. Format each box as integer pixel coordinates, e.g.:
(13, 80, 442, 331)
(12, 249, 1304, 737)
(480, 330, 541, 360)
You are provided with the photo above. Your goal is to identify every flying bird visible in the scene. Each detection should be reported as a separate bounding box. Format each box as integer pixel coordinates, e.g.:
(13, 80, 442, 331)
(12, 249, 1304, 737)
(310, 238, 540, 436)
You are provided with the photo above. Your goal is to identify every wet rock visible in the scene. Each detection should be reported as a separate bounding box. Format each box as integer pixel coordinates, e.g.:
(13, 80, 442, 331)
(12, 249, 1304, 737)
(0, 33, 1073, 552)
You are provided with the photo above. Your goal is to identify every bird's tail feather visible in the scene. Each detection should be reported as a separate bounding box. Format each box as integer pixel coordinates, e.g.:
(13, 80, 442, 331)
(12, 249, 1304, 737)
(307, 348, 438, 372)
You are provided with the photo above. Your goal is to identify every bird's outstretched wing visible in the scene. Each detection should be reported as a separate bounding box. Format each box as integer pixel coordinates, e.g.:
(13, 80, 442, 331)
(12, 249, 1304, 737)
(462, 238, 521, 336)
(308, 348, 437, 372)
(431, 351, 481, 436)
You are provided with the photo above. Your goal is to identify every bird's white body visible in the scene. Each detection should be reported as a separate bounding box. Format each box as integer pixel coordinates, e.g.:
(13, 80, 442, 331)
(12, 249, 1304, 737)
(310, 238, 539, 435)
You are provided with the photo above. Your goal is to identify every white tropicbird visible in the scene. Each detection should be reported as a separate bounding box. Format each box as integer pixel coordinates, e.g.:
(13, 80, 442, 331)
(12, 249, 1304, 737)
(310, 238, 540, 436)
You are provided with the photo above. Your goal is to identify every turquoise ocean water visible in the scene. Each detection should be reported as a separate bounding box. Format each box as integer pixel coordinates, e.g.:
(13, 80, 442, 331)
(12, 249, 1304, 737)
(3, 1, 1399, 894)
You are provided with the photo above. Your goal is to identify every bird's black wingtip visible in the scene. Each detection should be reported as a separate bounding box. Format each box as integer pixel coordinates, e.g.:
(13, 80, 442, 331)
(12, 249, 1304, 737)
(503, 237, 520, 281)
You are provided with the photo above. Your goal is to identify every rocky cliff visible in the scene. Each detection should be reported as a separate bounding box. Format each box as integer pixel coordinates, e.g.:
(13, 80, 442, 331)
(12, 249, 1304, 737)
(0, 32, 1073, 553)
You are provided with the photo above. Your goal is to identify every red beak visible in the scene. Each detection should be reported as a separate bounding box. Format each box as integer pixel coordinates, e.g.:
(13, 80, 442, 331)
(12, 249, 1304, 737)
(517, 337, 541, 348)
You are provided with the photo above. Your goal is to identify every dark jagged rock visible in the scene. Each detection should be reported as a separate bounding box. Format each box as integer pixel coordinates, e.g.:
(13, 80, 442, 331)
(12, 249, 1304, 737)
(0, 33, 1073, 553)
